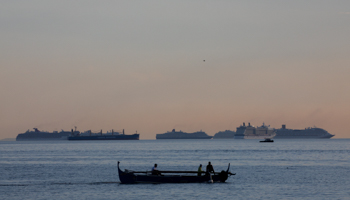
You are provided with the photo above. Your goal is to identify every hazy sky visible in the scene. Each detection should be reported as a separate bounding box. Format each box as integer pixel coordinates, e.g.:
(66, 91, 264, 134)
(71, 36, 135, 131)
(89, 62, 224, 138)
(1, 1, 350, 139)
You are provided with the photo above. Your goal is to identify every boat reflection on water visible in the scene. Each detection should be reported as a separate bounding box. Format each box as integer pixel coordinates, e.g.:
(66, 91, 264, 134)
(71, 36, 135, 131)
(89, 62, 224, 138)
(259, 138, 274, 143)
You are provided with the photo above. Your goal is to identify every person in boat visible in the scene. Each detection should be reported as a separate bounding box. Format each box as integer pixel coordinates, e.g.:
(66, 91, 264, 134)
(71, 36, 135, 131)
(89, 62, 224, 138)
(152, 163, 161, 175)
(206, 162, 215, 174)
(198, 164, 205, 176)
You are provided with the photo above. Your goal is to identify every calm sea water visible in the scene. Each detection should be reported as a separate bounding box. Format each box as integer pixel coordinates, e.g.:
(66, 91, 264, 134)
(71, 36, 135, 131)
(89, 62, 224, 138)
(0, 139, 349, 200)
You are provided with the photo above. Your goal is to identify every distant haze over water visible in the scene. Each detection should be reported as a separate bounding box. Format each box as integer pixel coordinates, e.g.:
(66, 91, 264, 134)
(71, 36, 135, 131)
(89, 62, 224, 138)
(1, 1, 350, 139)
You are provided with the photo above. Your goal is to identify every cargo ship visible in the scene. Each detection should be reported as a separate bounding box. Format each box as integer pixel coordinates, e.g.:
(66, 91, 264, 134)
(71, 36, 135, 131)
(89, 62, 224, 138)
(156, 129, 213, 139)
(16, 128, 74, 141)
(274, 125, 334, 139)
(67, 129, 139, 140)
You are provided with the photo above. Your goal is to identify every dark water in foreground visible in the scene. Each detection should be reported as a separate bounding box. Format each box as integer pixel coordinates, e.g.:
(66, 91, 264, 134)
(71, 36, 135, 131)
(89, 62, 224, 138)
(0, 139, 349, 200)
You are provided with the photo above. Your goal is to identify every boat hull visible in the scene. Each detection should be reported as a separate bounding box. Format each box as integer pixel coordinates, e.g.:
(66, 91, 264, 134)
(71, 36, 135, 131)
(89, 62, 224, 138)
(119, 173, 227, 184)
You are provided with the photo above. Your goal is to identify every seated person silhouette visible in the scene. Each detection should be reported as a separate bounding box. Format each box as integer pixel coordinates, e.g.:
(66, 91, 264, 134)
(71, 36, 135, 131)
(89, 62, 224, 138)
(152, 163, 161, 175)
(198, 164, 205, 176)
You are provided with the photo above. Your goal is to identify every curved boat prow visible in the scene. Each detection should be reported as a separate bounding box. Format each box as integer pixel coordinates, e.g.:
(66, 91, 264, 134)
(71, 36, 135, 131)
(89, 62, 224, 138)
(118, 161, 121, 172)
(226, 163, 236, 176)
(118, 161, 137, 184)
(117, 161, 124, 178)
(118, 161, 121, 175)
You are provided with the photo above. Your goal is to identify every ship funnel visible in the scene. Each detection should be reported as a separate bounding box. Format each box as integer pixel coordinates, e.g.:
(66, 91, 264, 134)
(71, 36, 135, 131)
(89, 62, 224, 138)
(282, 124, 286, 129)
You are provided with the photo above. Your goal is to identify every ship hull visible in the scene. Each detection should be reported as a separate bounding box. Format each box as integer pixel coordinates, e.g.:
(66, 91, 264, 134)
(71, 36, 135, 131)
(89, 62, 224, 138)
(244, 135, 274, 139)
(273, 135, 334, 139)
(16, 132, 71, 141)
(156, 136, 213, 139)
(67, 134, 139, 140)
(233, 134, 245, 139)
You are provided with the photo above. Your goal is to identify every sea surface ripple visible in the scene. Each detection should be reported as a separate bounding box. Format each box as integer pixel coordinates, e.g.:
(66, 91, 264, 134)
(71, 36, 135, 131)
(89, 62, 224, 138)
(0, 139, 349, 200)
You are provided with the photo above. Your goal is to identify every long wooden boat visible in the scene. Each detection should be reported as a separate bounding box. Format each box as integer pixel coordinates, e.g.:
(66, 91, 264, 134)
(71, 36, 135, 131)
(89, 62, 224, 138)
(118, 161, 235, 184)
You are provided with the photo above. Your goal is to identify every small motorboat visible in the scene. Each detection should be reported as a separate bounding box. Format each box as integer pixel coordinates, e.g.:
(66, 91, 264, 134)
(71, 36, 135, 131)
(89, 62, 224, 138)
(117, 161, 235, 184)
(260, 138, 274, 142)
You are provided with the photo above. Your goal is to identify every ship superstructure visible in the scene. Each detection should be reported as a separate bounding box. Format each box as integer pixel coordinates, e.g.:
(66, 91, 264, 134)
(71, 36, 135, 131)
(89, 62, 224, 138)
(16, 128, 75, 141)
(234, 123, 276, 139)
(67, 129, 139, 140)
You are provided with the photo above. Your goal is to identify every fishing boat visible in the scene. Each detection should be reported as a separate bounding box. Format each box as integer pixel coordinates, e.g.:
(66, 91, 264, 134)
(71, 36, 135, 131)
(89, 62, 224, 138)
(118, 162, 235, 184)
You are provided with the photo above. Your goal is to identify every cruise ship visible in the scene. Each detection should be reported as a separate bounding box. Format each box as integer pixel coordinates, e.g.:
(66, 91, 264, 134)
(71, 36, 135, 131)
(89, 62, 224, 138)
(16, 128, 75, 141)
(274, 125, 334, 139)
(156, 129, 213, 139)
(234, 123, 276, 139)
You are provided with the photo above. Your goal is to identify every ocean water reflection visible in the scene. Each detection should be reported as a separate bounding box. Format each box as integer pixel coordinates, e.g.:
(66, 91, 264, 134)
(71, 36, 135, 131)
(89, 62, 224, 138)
(0, 139, 349, 199)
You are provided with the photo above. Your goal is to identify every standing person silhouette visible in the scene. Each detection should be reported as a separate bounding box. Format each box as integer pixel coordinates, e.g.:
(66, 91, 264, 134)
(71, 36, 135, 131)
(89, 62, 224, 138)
(206, 161, 215, 182)
(206, 162, 215, 174)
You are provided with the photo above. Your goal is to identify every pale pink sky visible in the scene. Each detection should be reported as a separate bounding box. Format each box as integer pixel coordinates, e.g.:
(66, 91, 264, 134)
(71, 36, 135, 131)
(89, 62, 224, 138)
(1, 1, 350, 139)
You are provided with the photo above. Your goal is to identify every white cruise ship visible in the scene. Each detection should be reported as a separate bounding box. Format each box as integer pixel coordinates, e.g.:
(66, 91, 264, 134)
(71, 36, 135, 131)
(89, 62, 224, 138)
(274, 125, 334, 139)
(234, 123, 276, 139)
